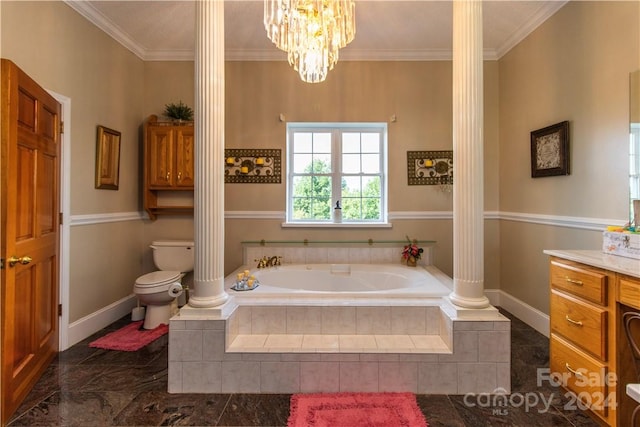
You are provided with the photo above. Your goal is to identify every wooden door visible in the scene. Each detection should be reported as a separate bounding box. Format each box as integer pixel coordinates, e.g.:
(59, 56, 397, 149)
(175, 127, 194, 188)
(1, 59, 61, 424)
(147, 126, 174, 188)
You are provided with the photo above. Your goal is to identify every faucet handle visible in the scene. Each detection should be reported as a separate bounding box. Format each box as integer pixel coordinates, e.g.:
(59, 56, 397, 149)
(254, 257, 267, 268)
(275, 256, 282, 266)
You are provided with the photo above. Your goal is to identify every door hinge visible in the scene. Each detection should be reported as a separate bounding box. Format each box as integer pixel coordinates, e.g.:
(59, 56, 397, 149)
(60, 121, 64, 134)
(0, 259, 4, 269)
(58, 304, 62, 316)
(59, 212, 63, 225)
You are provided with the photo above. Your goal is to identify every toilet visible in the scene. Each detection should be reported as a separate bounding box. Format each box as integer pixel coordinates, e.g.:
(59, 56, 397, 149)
(134, 240, 194, 329)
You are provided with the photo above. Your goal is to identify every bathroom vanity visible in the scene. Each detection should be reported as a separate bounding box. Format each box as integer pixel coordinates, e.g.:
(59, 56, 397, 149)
(544, 249, 640, 427)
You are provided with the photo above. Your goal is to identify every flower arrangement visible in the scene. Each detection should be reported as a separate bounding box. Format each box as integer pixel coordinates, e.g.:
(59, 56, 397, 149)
(401, 236, 423, 266)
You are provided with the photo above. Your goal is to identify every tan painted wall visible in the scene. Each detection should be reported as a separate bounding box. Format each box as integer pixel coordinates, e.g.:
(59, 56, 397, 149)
(142, 60, 502, 281)
(498, 1, 640, 312)
(1, 1, 146, 321)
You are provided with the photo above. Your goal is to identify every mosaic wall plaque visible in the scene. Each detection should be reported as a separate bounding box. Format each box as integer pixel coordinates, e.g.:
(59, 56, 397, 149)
(224, 149, 281, 184)
(407, 150, 453, 185)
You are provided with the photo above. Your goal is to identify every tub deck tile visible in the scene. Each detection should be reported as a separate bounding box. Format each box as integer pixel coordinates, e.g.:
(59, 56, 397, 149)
(226, 333, 451, 354)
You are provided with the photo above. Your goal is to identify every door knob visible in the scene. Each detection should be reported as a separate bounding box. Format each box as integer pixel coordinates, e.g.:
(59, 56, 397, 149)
(8, 255, 32, 267)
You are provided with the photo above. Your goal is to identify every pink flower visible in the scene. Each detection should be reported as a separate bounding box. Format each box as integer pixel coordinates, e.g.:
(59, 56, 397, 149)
(401, 243, 423, 259)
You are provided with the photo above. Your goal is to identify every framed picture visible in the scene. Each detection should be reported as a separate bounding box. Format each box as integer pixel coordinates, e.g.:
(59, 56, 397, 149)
(530, 121, 570, 178)
(95, 125, 121, 190)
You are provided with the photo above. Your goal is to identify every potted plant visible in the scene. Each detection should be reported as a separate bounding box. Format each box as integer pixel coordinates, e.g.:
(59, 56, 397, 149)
(163, 100, 193, 123)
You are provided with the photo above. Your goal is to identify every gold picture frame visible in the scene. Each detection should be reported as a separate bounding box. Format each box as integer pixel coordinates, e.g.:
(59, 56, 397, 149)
(95, 125, 121, 190)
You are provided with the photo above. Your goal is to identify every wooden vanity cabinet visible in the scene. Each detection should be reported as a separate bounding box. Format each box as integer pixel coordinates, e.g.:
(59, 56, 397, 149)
(143, 115, 194, 220)
(616, 274, 640, 427)
(549, 257, 617, 426)
(547, 251, 640, 427)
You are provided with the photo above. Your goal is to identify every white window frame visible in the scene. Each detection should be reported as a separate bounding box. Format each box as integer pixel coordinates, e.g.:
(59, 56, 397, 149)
(631, 123, 640, 222)
(285, 122, 389, 227)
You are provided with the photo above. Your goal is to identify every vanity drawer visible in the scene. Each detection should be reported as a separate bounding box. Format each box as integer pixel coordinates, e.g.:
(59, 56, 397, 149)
(618, 276, 640, 310)
(550, 289, 607, 360)
(550, 334, 610, 418)
(550, 260, 607, 305)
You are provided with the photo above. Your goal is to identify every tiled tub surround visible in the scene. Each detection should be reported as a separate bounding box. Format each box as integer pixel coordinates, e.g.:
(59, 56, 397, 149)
(169, 244, 510, 394)
(169, 302, 510, 394)
(243, 242, 434, 267)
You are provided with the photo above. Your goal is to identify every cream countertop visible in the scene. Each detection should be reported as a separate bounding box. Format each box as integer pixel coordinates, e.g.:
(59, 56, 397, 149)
(543, 249, 640, 279)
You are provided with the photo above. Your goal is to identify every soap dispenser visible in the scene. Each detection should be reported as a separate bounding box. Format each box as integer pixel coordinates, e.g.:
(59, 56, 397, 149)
(333, 200, 342, 223)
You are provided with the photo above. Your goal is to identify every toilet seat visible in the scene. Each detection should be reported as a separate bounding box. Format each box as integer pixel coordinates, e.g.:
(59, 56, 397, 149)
(135, 270, 182, 287)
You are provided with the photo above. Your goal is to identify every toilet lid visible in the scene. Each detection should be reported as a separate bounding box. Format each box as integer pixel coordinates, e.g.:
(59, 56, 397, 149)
(135, 270, 182, 287)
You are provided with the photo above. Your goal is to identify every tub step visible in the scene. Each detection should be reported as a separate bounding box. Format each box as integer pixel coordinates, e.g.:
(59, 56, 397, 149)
(227, 333, 451, 354)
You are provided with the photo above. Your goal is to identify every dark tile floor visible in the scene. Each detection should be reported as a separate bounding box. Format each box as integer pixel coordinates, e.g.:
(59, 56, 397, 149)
(7, 308, 601, 426)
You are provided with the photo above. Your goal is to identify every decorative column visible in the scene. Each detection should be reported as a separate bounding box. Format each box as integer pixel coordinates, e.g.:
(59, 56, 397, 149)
(189, 0, 228, 308)
(449, 0, 490, 309)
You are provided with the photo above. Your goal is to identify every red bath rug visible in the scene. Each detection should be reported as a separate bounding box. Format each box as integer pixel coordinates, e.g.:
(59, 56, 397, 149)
(88, 321, 168, 352)
(288, 392, 428, 427)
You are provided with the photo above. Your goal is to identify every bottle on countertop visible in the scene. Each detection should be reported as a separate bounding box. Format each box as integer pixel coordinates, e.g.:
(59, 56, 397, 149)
(333, 200, 342, 223)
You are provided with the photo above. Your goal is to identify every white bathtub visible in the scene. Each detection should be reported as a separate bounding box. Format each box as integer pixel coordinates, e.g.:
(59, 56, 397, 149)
(225, 263, 453, 301)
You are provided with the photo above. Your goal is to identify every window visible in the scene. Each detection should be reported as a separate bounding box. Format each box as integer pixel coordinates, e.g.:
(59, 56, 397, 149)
(631, 123, 640, 220)
(286, 123, 388, 224)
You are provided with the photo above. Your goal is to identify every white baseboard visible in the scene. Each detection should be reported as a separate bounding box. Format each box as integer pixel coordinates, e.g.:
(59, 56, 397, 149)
(484, 288, 550, 337)
(66, 294, 138, 349)
(484, 289, 501, 306)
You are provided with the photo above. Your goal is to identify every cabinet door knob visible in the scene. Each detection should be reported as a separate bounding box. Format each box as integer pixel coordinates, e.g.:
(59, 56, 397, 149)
(178, 172, 182, 181)
(166, 172, 170, 181)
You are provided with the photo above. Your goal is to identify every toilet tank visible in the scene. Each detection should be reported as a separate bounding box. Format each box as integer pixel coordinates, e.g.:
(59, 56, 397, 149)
(150, 240, 195, 272)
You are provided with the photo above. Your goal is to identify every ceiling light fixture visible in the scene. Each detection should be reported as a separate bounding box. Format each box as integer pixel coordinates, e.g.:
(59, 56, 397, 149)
(264, 0, 356, 83)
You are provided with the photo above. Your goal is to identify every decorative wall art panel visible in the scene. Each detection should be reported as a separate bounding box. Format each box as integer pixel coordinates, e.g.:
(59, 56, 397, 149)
(225, 148, 281, 183)
(407, 150, 453, 186)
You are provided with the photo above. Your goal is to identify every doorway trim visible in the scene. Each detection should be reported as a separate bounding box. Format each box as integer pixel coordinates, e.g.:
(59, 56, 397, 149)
(48, 90, 71, 351)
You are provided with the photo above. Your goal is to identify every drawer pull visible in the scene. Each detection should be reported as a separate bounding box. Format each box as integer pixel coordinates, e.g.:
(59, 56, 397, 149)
(565, 315, 583, 327)
(565, 363, 584, 378)
(565, 277, 583, 286)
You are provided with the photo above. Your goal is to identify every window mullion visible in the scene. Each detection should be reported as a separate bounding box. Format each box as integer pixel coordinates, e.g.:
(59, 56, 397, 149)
(332, 129, 342, 208)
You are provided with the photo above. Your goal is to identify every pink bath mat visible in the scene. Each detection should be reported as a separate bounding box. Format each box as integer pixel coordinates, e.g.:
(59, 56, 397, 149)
(89, 321, 168, 351)
(288, 392, 428, 427)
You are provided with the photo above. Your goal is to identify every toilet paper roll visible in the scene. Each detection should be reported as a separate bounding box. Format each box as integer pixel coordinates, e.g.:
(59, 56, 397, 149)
(131, 306, 146, 321)
(168, 282, 183, 298)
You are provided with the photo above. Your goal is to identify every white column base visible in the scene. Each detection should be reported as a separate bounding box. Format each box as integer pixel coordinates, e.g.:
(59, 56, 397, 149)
(449, 291, 491, 309)
(188, 293, 228, 309)
(180, 297, 237, 319)
(441, 298, 499, 320)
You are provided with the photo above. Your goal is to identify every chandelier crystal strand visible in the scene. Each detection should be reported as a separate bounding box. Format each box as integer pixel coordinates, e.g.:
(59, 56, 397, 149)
(264, 0, 356, 83)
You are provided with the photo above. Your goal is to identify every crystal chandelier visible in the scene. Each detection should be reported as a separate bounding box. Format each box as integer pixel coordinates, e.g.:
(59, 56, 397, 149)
(264, 0, 356, 83)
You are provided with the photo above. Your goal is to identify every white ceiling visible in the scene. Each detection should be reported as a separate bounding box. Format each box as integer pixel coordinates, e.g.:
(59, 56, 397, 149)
(65, 0, 567, 62)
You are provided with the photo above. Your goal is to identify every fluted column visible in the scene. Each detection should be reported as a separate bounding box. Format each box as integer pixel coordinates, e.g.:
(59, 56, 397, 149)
(449, 0, 490, 309)
(189, 0, 228, 308)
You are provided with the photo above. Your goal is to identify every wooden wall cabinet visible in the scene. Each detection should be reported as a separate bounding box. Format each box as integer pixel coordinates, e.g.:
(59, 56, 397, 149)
(143, 115, 194, 220)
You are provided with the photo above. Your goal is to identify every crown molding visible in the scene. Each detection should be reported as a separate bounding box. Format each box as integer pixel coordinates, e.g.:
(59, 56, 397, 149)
(64, 0, 146, 60)
(64, 0, 563, 63)
(494, 1, 568, 59)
